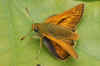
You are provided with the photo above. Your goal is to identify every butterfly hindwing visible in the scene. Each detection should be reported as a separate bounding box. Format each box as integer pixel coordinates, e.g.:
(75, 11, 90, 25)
(42, 33, 78, 59)
(43, 37, 75, 60)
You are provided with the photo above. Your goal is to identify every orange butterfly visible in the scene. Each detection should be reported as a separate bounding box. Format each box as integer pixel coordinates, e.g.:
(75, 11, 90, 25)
(22, 4, 84, 60)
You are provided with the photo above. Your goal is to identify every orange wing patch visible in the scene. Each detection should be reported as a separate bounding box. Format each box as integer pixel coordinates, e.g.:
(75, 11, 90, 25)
(45, 4, 84, 30)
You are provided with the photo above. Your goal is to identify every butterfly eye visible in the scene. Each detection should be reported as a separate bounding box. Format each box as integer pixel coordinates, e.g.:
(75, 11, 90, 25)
(34, 28, 38, 32)
(34, 27, 39, 32)
(33, 24, 39, 32)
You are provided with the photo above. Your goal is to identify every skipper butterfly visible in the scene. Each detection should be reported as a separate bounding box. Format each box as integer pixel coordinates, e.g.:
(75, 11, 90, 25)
(22, 4, 84, 60)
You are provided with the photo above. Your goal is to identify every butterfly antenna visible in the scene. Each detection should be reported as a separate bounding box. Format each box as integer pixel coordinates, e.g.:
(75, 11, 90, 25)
(25, 8, 31, 17)
(25, 8, 34, 22)
(20, 8, 35, 40)
(20, 31, 32, 40)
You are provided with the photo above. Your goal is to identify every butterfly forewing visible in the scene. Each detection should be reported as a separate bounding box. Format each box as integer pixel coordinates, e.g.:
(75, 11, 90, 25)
(45, 4, 84, 31)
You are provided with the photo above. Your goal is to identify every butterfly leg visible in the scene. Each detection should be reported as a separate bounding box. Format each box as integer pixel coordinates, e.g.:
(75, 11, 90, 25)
(39, 35, 45, 48)
(35, 36, 44, 61)
(38, 36, 44, 54)
(40, 37, 43, 48)
(37, 37, 43, 57)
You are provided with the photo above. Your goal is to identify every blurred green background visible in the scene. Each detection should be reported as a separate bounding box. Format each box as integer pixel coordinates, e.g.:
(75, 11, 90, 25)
(0, 0, 100, 66)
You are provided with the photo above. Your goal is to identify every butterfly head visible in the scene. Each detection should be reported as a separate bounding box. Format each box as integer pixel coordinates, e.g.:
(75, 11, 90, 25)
(32, 23, 40, 32)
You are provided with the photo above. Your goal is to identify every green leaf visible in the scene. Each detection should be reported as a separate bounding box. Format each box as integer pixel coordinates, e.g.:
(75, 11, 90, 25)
(0, 0, 100, 66)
